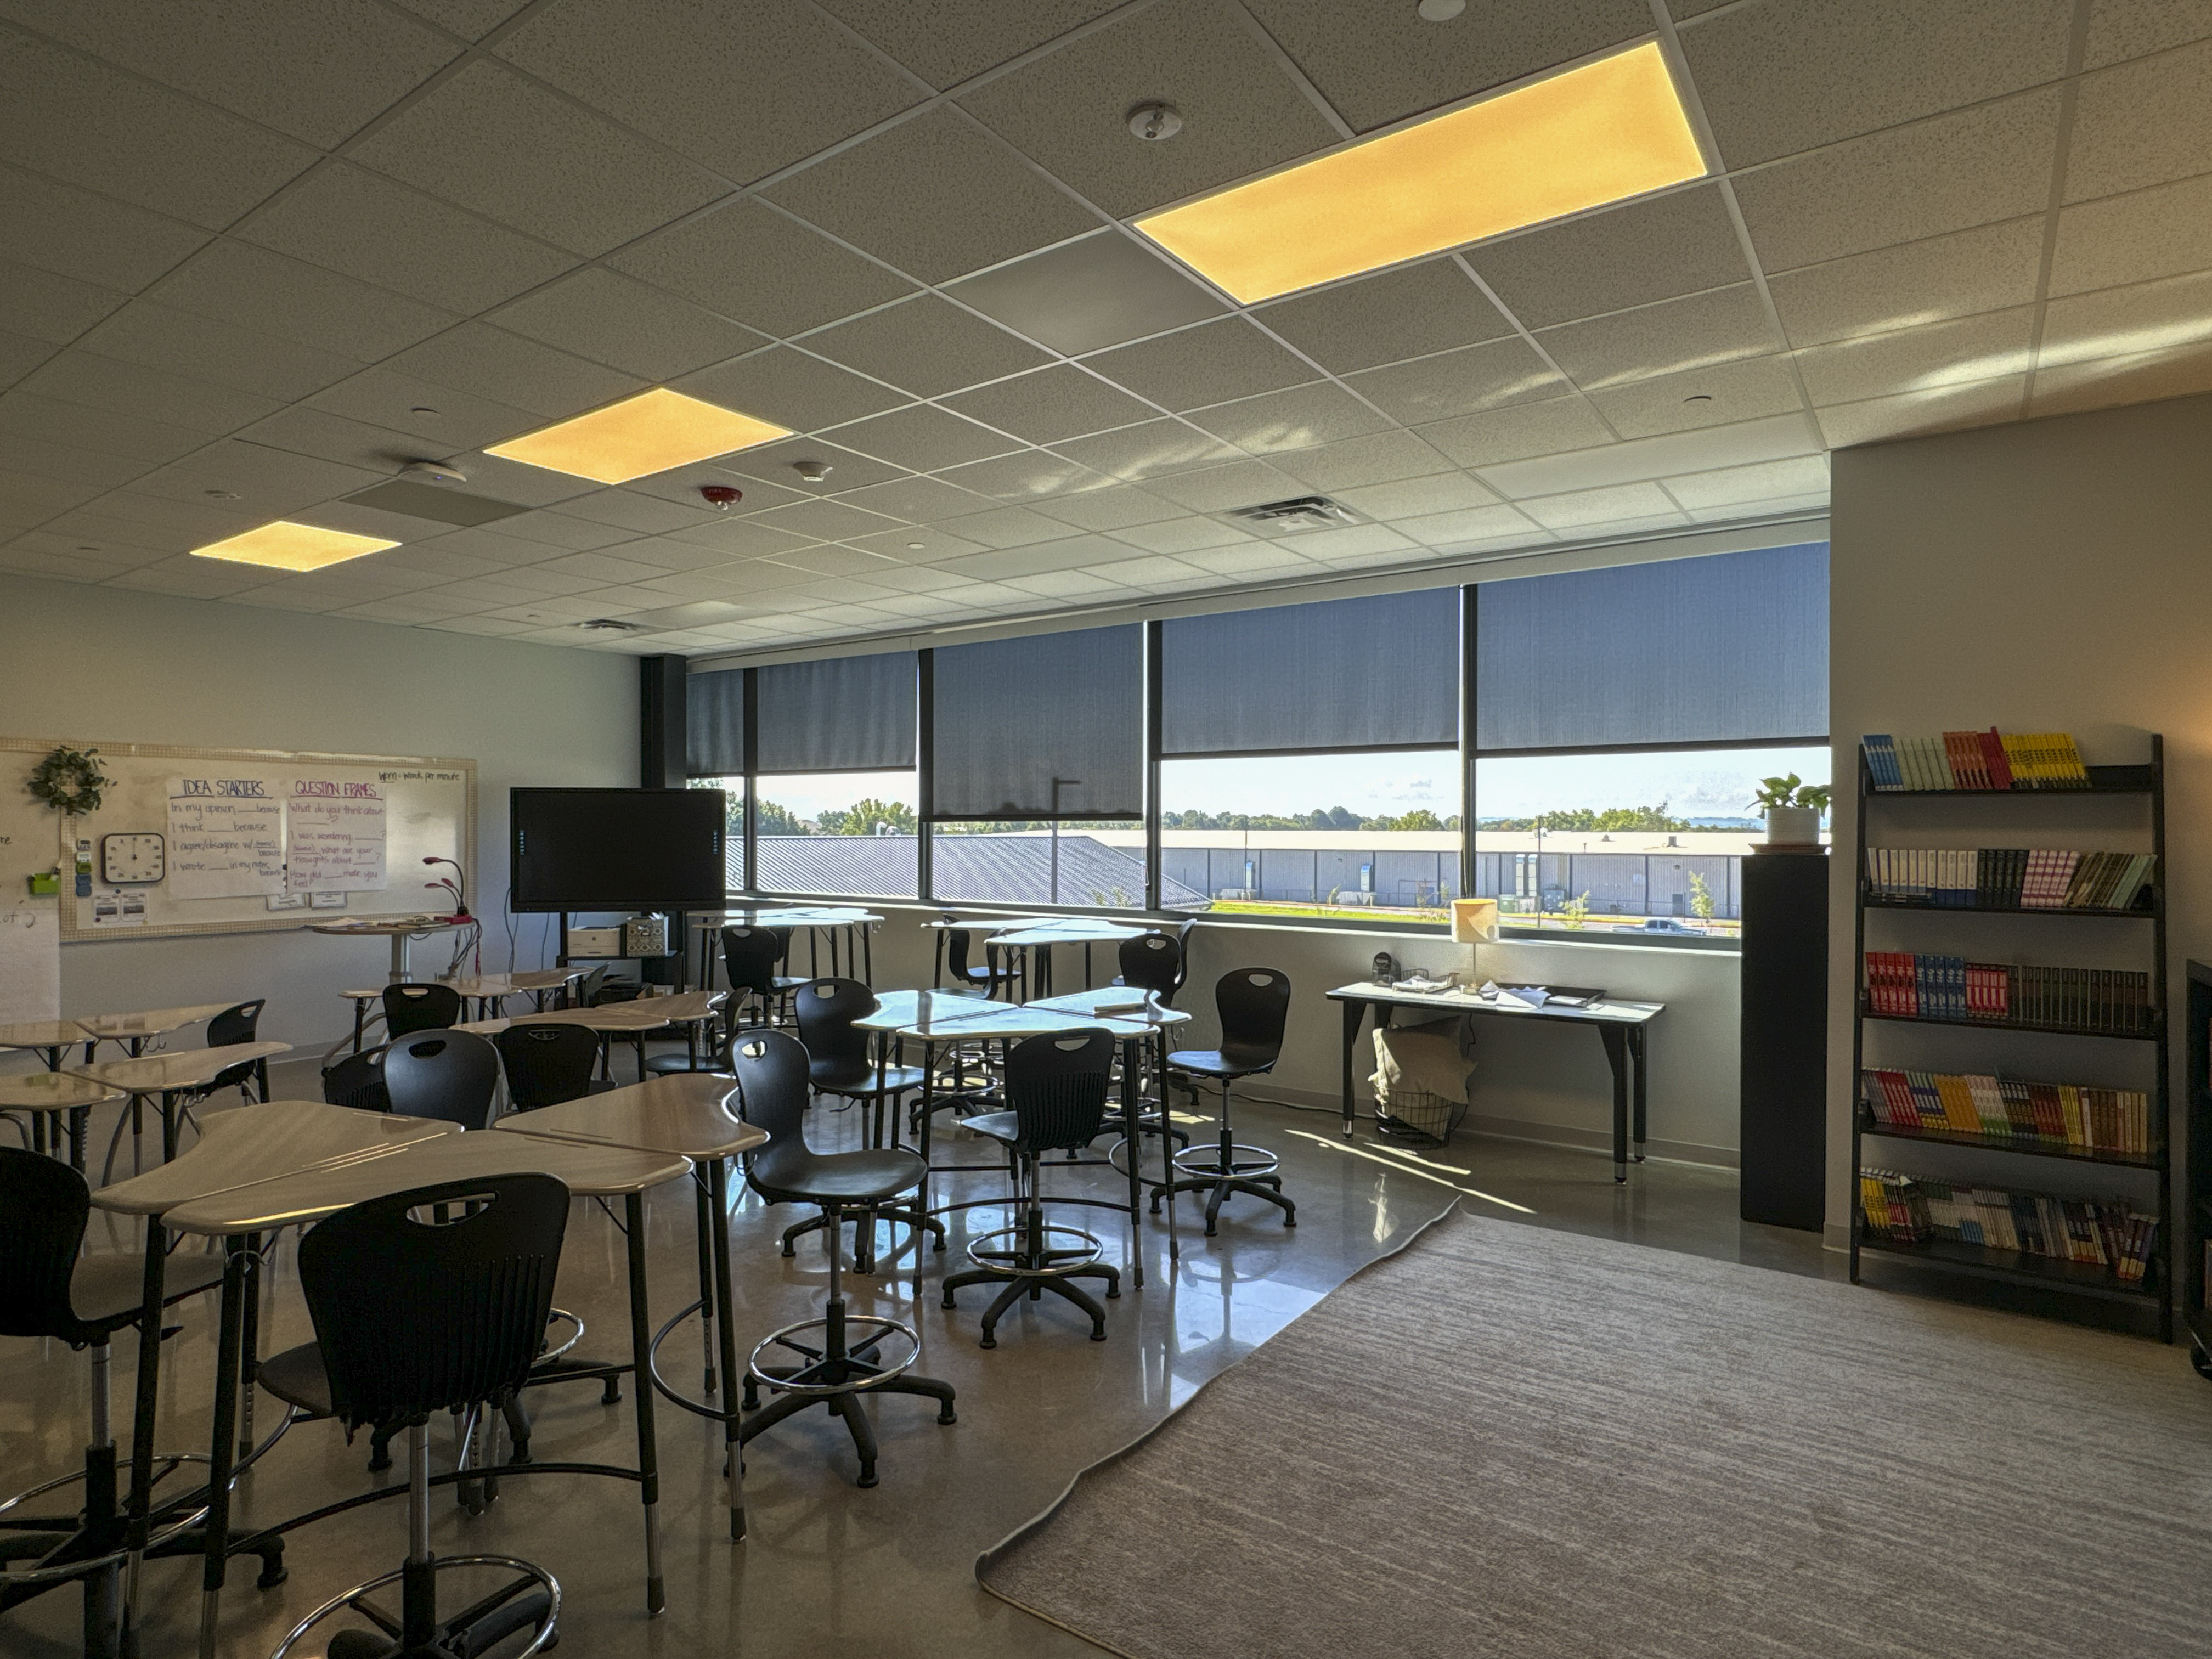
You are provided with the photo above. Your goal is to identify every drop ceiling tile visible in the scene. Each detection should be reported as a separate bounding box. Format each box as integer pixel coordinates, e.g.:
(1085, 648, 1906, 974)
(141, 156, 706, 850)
(363, 544, 515, 582)
(619, 467, 808, 518)
(1251, 258, 1515, 376)
(424, 615, 538, 635)
(1733, 90, 2062, 273)
(1415, 396, 1616, 468)
(0, 165, 208, 291)
(764, 108, 1098, 284)
(549, 489, 719, 534)
(1003, 567, 1140, 598)
(2048, 173, 2212, 295)
(1793, 308, 2037, 407)
(498, 0, 917, 182)
(861, 560, 988, 592)
(1272, 428, 1458, 490)
(1143, 459, 1298, 513)
(2066, 40, 2212, 202)
(802, 295, 1052, 400)
(612, 199, 916, 338)
(1683, 491, 1829, 525)
(726, 437, 910, 497)
(1536, 285, 1781, 392)
(1030, 482, 1180, 532)
(933, 449, 1109, 503)
(759, 544, 909, 578)
(1344, 336, 1563, 424)
(495, 509, 647, 550)
(1185, 383, 1393, 454)
(959, 0, 1339, 218)
(308, 366, 536, 452)
(382, 323, 646, 421)
(930, 504, 1084, 549)
(1245, 0, 1650, 131)
(0, 465, 120, 513)
(1051, 419, 1240, 480)
(1661, 454, 1831, 510)
(490, 269, 765, 383)
(0, 328, 54, 387)
(351, 60, 727, 256)
(941, 365, 1158, 444)
(2084, 0, 2212, 67)
(0, 0, 456, 148)
(1812, 373, 2026, 448)
(16, 351, 276, 434)
(145, 238, 461, 363)
(1084, 317, 1318, 411)
(236, 163, 577, 313)
(1681, 0, 2073, 167)
(1585, 354, 1804, 438)
(1765, 218, 2046, 348)
(2, 432, 151, 489)
(0, 542, 140, 577)
(60, 490, 264, 544)
(1476, 413, 1817, 497)
(1178, 542, 1317, 577)
(79, 299, 365, 402)
(0, 392, 216, 465)
(1395, 504, 1542, 548)
(943, 535, 1141, 580)
(1467, 187, 1747, 330)
(428, 451, 599, 507)
(842, 526, 991, 565)
(2039, 269, 2212, 366)
(1274, 523, 1420, 566)
(1094, 554, 1210, 590)
(2028, 340, 2212, 417)
(830, 475, 997, 524)
(668, 346, 904, 434)
(817, 0, 1121, 87)
(1518, 482, 1685, 531)
(0, 258, 128, 345)
(750, 498, 907, 542)
(0, 24, 316, 228)
(107, 555, 275, 597)
(823, 404, 1022, 472)
(528, 549, 676, 585)
(945, 229, 1226, 355)
(656, 516, 814, 558)
(1333, 472, 1498, 521)
(126, 438, 382, 511)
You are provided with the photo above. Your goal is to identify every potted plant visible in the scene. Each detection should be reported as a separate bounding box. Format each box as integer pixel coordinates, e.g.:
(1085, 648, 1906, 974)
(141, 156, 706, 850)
(1750, 774, 1829, 846)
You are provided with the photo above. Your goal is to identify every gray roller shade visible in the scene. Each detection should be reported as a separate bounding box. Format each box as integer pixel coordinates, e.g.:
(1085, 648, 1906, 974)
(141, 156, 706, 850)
(1162, 589, 1459, 755)
(1475, 542, 1829, 753)
(929, 625, 1142, 820)
(756, 651, 916, 774)
(685, 668, 744, 777)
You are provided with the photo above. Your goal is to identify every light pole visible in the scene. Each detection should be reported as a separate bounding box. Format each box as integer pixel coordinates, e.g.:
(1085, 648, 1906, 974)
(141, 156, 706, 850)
(1049, 777, 1080, 904)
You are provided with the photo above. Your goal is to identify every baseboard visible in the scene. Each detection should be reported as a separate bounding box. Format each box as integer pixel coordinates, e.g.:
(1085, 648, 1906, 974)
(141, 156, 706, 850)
(1241, 1081, 1740, 1170)
(1823, 1222, 1853, 1254)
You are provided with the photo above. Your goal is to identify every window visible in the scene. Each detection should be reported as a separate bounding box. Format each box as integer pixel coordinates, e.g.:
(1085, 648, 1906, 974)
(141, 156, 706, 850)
(687, 775, 746, 891)
(1473, 744, 1829, 936)
(928, 625, 1143, 822)
(1159, 752, 1460, 919)
(929, 818, 1148, 909)
(752, 770, 919, 900)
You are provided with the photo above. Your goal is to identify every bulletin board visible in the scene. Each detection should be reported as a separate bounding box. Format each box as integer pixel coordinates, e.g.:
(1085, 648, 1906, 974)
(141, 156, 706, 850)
(1, 737, 475, 944)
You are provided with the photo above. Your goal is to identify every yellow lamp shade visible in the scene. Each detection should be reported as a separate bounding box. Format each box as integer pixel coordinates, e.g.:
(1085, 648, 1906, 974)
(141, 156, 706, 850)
(1451, 898, 1500, 944)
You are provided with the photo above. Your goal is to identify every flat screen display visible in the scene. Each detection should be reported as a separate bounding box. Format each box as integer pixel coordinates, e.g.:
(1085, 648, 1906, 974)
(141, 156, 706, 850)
(511, 788, 727, 912)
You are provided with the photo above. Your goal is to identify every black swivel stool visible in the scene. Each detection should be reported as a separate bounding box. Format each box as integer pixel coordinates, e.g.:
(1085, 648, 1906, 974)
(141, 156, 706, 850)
(264, 1173, 568, 1659)
(380, 983, 462, 1041)
(941, 1030, 1124, 1347)
(719, 926, 792, 1029)
(729, 1031, 956, 1489)
(495, 1024, 611, 1110)
(794, 978, 940, 1266)
(1159, 968, 1297, 1236)
(0, 1147, 281, 1654)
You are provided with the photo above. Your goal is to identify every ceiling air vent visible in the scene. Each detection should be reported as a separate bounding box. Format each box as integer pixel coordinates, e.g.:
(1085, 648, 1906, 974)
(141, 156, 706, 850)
(1229, 494, 1357, 531)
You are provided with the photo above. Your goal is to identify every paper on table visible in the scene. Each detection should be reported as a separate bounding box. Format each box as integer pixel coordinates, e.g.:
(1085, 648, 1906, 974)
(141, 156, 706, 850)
(167, 776, 285, 900)
(286, 777, 387, 894)
(0, 904, 59, 1022)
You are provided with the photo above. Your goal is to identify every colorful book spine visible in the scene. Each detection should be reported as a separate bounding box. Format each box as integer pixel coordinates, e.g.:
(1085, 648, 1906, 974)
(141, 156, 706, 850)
(1861, 735, 1904, 790)
(1861, 1170, 2158, 1280)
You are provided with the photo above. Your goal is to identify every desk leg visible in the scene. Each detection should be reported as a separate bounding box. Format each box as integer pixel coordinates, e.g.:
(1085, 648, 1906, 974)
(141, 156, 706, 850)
(622, 1192, 666, 1614)
(121, 1219, 168, 1659)
(862, 924, 873, 986)
(1120, 1036, 1143, 1291)
(238, 1233, 261, 1459)
(196, 1237, 247, 1659)
(706, 1163, 746, 1544)
(1158, 1031, 1179, 1263)
(693, 1180, 718, 1398)
(1629, 1025, 1647, 1163)
(1339, 1001, 1367, 1138)
(389, 932, 409, 982)
(70, 1104, 88, 1173)
(1598, 1026, 1630, 1183)
(160, 1092, 180, 1163)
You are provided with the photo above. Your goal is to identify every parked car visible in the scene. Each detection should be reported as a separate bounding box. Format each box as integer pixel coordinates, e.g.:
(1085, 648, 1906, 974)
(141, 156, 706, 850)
(1618, 917, 1702, 934)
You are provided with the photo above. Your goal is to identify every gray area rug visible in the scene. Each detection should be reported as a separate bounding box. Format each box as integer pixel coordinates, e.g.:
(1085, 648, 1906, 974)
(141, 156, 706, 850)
(980, 1210, 2212, 1658)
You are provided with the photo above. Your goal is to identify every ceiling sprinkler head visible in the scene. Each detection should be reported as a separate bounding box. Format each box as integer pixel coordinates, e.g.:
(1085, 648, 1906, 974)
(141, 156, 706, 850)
(1127, 102, 1183, 142)
(699, 484, 743, 510)
(792, 459, 833, 484)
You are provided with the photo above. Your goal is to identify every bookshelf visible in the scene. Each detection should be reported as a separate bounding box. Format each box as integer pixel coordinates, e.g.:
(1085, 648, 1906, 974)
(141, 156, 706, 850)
(2186, 961, 2212, 1378)
(1849, 734, 2171, 1340)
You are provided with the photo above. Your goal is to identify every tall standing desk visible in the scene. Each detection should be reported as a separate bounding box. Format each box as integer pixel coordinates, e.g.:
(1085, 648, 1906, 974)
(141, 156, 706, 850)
(1327, 983, 1662, 1181)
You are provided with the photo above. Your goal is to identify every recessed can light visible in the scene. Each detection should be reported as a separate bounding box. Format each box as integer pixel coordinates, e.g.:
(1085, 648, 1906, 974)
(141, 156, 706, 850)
(906, 541, 926, 549)
(204, 488, 240, 499)
(410, 406, 439, 416)
(1418, 0, 1465, 19)
(1683, 393, 1713, 404)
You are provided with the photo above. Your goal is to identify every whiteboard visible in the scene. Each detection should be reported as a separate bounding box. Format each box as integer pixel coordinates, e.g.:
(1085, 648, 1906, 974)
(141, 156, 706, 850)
(0, 738, 475, 944)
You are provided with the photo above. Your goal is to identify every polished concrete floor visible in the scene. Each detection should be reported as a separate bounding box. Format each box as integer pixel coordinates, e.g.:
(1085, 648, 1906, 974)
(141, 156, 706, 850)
(3, 1073, 1832, 1658)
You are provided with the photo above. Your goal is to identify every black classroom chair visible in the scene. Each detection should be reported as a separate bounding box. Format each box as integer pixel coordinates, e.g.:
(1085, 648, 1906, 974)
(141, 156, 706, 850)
(382, 1031, 500, 1130)
(1158, 968, 1297, 1236)
(494, 1024, 609, 1111)
(1115, 931, 1189, 1004)
(321, 1045, 391, 1114)
(380, 983, 461, 1041)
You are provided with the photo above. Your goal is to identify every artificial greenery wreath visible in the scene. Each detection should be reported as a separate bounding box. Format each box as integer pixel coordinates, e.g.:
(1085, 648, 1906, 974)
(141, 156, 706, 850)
(26, 745, 109, 815)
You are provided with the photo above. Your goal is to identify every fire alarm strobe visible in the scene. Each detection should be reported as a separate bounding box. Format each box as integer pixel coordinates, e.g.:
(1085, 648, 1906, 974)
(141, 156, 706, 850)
(699, 484, 743, 509)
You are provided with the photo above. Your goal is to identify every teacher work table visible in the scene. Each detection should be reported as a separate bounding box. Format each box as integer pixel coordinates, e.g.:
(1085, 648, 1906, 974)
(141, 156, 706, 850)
(1326, 981, 1663, 1181)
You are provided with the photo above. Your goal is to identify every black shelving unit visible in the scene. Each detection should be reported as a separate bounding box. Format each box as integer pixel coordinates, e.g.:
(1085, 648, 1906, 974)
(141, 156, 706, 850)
(2185, 960, 2212, 1376)
(1849, 735, 2171, 1340)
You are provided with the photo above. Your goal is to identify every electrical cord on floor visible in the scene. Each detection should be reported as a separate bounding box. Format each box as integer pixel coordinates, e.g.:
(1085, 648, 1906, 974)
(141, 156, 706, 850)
(1240, 1092, 1384, 1124)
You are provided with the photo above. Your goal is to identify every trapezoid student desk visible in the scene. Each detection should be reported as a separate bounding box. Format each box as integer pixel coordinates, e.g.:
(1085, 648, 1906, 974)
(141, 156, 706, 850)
(1325, 983, 1663, 1181)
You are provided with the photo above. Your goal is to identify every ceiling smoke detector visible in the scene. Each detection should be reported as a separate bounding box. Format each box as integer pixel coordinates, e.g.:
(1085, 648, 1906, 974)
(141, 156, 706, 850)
(1127, 102, 1183, 142)
(791, 459, 833, 484)
(577, 617, 643, 632)
(1231, 494, 1357, 531)
(699, 484, 743, 509)
(401, 459, 467, 486)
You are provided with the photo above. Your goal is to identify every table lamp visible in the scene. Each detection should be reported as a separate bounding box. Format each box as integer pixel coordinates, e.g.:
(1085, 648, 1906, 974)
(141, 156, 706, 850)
(1451, 898, 1499, 984)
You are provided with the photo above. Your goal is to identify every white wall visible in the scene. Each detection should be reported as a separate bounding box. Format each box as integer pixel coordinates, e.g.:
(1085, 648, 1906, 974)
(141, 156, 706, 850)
(1827, 392, 2212, 1243)
(859, 904, 1743, 1164)
(0, 576, 635, 1061)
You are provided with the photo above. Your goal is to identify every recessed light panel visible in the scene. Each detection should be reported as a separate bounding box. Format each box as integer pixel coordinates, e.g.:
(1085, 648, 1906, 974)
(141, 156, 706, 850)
(486, 388, 792, 484)
(190, 521, 398, 572)
(1133, 42, 1706, 304)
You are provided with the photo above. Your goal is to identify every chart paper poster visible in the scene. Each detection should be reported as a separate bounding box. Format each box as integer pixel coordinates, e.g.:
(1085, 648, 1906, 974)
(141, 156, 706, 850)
(167, 777, 285, 899)
(286, 778, 387, 894)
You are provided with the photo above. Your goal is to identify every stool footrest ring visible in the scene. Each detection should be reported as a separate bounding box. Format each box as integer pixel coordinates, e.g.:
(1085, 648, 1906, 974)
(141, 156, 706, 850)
(747, 1316, 919, 1397)
(963, 1222, 1105, 1275)
(269, 1553, 560, 1659)
(1172, 1142, 1281, 1180)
